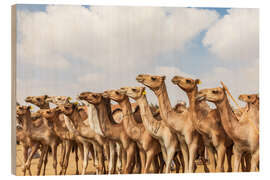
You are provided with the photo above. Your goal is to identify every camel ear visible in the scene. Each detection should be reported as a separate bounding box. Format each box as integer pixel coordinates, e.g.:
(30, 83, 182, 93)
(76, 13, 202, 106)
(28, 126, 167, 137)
(141, 87, 146, 92)
(44, 95, 48, 99)
(27, 106, 32, 110)
(195, 79, 201, 85)
(161, 76, 166, 80)
(72, 103, 77, 109)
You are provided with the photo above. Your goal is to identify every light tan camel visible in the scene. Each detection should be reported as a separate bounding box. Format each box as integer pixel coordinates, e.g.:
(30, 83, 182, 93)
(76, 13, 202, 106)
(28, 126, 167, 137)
(238, 93, 259, 172)
(16, 105, 61, 175)
(120, 86, 179, 173)
(196, 86, 259, 172)
(136, 74, 199, 172)
(238, 94, 259, 129)
(79, 92, 138, 174)
(171, 76, 233, 172)
(103, 89, 163, 173)
(56, 104, 109, 174)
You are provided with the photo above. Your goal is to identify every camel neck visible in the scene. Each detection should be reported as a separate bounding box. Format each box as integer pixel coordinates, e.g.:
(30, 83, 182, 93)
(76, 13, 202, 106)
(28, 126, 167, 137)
(22, 110, 32, 132)
(51, 111, 62, 131)
(119, 97, 139, 138)
(137, 95, 160, 135)
(154, 82, 173, 120)
(215, 94, 240, 140)
(68, 109, 81, 128)
(95, 99, 116, 137)
(186, 86, 200, 125)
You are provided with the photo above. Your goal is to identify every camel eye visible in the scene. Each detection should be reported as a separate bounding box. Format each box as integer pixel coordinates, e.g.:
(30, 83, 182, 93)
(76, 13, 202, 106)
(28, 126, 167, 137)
(212, 90, 219, 94)
(186, 79, 191, 84)
(92, 94, 98, 98)
(36, 98, 41, 101)
(151, 77, 157, 81)
(132, 88, 137, 92)
(248, 96, 251, 99)
(115, 91, 120, 95)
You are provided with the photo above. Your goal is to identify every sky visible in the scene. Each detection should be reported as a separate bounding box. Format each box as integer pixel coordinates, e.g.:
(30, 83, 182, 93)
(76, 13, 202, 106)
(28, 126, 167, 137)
(16, 4, 259, 108)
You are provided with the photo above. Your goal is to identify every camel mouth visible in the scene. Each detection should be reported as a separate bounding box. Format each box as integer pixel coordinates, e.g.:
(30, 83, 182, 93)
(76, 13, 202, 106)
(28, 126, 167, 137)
(25, 97, 31, 102)
(102, 93, 109, 98)
(196, 95, 205, 102)
(136, 77, 144, 83)
(171, 79, 179, 84)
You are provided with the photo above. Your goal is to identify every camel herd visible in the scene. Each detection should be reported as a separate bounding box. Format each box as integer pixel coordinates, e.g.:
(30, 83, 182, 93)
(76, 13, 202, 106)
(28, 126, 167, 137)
(15, 74, 259, 175)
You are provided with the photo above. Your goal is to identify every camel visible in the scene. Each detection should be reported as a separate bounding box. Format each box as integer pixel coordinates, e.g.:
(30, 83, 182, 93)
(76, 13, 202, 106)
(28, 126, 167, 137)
(196, 86, 259, 172)
(24, 95, 82, 175)
(76, 98, 121, 174)
(103, 89, 164, 173)
(238, 93, 259, 172)
(44, 95, 85, 175)
(78, 92, 139, 174)
(238, 94, 259, 128)
(171, 76, 233, 172)
(120, 86, 179, 173)
(239, 94, 259, 110)
(136, 74, 199, 172)
(16, 105, 42, 176)
(16, 105, 61, 175)
(55, 104, 109, 174)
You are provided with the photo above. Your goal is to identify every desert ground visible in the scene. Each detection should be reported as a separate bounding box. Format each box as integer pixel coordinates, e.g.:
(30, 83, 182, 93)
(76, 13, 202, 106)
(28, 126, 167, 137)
(15, 144, 249, 176)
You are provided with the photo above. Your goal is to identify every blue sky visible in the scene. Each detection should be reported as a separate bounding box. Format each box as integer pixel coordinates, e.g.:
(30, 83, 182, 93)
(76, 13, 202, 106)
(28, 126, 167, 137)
(16, 5, 259, 108)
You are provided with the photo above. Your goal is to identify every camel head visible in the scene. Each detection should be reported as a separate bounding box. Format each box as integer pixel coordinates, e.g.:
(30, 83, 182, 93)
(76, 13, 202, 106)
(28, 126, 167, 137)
(136, 74, 166, 91)
(58, 103, 77, 116)
(45, 96, 71, 105)
(171, 76, 201, 92)
(31, 110, 42, 120)
(196, 87, 225, 103)
(239, 94, 259, 104)
(174, 101, 187, 113)
(39, 108, 57, 119)
(103, 89, 126, 103)
(120, 86, 146, 100)
(25, 95, 49, 107)
(16, 105, 31, 116)
(79, 92, 103, 105)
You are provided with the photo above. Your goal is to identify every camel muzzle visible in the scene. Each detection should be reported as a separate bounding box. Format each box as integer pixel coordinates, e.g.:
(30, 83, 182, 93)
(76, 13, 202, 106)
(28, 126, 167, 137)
(196, 94, 206, 102)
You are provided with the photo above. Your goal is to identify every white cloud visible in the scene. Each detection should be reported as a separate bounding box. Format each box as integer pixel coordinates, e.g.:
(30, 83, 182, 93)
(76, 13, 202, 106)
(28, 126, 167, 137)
(17, 5, 219, 70)
(202, 8, 259, 62)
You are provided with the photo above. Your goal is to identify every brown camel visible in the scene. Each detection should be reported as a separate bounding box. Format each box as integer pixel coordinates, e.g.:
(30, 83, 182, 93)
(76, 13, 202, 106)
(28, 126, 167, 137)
(76, 99, 120, 174)
(196, 86, 259, 172)
(103, 89, 163, 173)
(16, 105, 42, 176)
(25, 95, 81, 175)
(44, 95, 85, 175)
(56, 104, 109, 174)
(171, 76, 233, 172)
(136, 74, 199, 172)
(79, 92, 138, 174)
(120, 86, 179, 173)
(16, 105, 61, 175)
